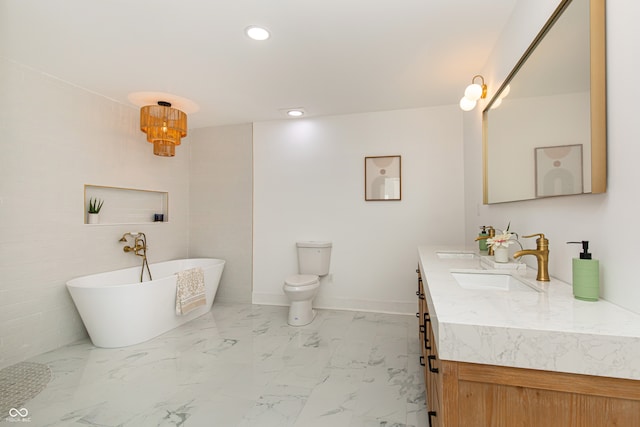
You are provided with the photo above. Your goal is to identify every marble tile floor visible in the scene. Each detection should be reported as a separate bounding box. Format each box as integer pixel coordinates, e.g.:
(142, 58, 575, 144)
(8, 303, 428, 426)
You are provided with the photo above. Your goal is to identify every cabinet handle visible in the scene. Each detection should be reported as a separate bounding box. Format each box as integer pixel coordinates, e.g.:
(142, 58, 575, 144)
(428, 355, 439, 373)
(419, 356, 425, 366)
(422, 313, 431, 350)
(419, 293, 425, 300)
(428, 411, 437, 427)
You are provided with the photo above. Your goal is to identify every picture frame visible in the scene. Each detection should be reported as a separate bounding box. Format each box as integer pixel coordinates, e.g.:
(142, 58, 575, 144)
(364, 155, 401, 201)
(535, 144, 583, 197)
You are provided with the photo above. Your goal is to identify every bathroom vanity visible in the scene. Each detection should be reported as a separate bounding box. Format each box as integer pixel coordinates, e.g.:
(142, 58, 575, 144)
(416, 246, 640, 427)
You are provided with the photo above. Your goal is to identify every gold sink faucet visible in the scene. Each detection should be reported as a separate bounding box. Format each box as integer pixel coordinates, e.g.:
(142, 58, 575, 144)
(513, 233, 550, 281)
(475, 226, 496, 255)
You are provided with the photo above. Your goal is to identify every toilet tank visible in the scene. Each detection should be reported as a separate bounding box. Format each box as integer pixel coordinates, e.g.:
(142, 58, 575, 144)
(297, 241, 332, 276)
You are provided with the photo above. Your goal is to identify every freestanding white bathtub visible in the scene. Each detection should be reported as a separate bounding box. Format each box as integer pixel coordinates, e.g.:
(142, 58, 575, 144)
(66, 258, 225, 348)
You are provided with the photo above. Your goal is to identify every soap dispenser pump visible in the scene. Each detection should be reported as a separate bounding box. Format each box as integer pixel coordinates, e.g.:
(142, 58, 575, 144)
(567, 241, 599, 301)
(478, 226, 489, 251)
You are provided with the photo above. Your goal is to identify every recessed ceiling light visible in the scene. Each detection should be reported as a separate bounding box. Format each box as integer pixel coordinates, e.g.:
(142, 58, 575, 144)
(245, 26, 270, 41)
(287, 109, 304, 117)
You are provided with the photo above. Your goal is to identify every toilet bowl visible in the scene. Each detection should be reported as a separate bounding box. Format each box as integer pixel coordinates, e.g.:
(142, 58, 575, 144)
(283, 241, 332, 326)
(283, 274, 320, 326)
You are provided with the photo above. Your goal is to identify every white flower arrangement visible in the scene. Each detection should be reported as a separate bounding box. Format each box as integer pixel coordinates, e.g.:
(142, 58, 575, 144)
(487, 223, 516, 250)
(487, 231, 515, 249)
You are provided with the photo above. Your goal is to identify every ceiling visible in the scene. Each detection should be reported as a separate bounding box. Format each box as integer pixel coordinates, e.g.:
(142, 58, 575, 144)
(1, 0, 519, 129)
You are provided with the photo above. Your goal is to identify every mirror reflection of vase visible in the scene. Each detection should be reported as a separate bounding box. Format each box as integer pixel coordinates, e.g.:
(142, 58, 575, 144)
(494, 246, 509, 263)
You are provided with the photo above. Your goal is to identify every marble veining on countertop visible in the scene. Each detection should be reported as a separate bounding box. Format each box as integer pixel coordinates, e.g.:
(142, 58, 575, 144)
(418, 245, 640, 380)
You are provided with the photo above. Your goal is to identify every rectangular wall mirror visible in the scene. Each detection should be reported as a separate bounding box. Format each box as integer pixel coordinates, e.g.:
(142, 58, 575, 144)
(482, 0, 606, 204)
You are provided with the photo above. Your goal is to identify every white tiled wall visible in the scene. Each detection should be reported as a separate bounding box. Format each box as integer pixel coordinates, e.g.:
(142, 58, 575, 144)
(0, 58, 191, 368)
(189, 124, 253, 303)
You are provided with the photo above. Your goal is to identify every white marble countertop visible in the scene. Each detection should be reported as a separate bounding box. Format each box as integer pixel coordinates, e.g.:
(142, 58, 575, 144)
(418, 245, 640, 380)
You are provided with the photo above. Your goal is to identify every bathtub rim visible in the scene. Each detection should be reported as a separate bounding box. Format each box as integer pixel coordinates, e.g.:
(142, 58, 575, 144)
(66, 258, 225, 289)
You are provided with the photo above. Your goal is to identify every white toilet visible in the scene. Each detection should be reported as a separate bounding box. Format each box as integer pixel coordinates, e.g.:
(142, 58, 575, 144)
(283, 241, 332, 326)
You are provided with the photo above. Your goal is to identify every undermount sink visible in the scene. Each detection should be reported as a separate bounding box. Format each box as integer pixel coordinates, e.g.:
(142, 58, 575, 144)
(451, 271, 539, 292)
(436, 251, 477, 260)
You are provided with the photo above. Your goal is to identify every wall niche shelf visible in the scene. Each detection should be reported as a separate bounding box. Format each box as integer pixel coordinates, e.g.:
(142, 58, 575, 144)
(84, 185, 168, 225)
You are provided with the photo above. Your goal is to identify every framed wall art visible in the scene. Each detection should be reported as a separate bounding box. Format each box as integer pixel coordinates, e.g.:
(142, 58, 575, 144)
(364, 155, 401, 201)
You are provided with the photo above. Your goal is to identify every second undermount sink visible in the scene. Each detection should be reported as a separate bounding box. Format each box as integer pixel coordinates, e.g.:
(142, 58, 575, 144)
(451, 271, 539, 292)
(436, 251, 477, 260)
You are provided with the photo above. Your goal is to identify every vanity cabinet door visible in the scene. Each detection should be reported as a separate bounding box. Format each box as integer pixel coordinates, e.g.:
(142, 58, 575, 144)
(417, 266, 429, 408)
(426, 313, 442, 426)
(418, 265, 443, 426)
(454, 364, 640, 427)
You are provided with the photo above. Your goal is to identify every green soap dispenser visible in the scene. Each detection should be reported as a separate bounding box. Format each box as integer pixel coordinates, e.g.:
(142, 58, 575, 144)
(478, 226, 488, 251)
(567, 241, 599, 301)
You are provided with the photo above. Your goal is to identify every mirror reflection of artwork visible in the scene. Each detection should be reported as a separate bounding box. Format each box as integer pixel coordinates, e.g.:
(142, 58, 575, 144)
(535, 144, 583, 197)
(365, 155, 401, 201)
(482, 0, 606, 204)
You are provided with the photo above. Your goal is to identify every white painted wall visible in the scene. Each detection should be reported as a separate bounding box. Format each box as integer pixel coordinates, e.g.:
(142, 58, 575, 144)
(253, 106, 465, 314)
(189, 124, 253, 303)
(465, 0, 640, 314)
(487, 92, 590, 202)
(0, 59, 190, 368)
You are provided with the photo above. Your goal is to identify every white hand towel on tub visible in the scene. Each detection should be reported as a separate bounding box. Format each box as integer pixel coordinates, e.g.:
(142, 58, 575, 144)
(175, 267, 206, 315)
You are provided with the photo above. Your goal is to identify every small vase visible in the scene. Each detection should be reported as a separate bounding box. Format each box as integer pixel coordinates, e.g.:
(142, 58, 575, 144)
(87, 213, 99, 224)
(494, 246, 509, 263)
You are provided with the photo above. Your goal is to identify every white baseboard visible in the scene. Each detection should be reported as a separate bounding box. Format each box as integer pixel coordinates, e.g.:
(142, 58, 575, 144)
(251, 292, 416, 315)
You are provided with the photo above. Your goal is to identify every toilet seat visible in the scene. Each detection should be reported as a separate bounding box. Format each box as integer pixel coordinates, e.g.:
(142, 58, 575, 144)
(284, 274, 318, 287)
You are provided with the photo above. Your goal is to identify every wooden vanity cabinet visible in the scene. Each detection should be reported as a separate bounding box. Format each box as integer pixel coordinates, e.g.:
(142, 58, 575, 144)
(417, 266, 441, 426)
(416, 266, 640, 427)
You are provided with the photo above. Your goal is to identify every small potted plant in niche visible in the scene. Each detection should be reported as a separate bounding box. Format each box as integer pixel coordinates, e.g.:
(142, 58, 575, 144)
(87, 198, 104, 224)
(487, 223, 517, 263)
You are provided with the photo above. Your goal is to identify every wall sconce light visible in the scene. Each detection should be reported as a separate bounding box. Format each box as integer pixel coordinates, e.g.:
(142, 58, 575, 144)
(140, 101, 187, 157)
(459, 75, 487, 111)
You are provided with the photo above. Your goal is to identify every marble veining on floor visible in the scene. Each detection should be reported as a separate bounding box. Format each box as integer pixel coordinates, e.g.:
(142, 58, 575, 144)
(8, 303, 427, 426)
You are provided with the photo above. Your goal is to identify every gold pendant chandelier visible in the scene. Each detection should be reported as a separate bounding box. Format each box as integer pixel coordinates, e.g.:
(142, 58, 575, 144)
(140, 101, 187, 157)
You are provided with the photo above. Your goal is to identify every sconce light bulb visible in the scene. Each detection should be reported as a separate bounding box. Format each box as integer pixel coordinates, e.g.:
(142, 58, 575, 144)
(459, 96, 476, 111)
(464, 83, 483, 101)
(501, 84, 511, 98)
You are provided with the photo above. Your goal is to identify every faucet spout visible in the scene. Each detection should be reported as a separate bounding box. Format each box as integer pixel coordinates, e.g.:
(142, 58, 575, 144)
(475, 226, 496, 255)
(513, 233, 550, 282)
